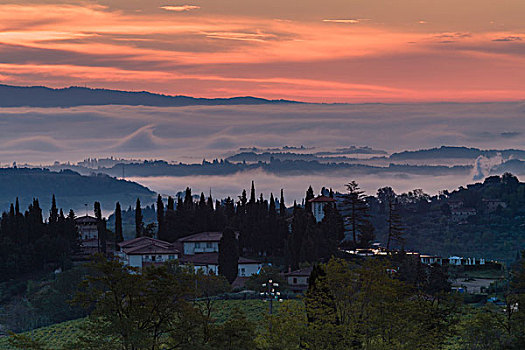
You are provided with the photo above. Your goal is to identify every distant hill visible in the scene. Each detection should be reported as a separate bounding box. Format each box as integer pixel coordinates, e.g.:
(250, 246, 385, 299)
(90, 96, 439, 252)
(0, 84, 300, 108)
(0, 167, 155, 214)
(389, 146, 525, 160)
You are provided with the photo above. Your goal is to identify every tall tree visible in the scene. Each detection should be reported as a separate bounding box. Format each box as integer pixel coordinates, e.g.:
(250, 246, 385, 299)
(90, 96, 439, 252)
(135, 198, 143, 238)
(156, 195, 165, 240)
(305, 186, 315, 212)
(167, 196, 175, 211)
(343, 181, 371, 247)
(49, 194, 59, 225)
(94, 201, 106, 253)
(386, 197, 404, 250)
(280, 189, 286, 217)
(218, 228, 239, 283)
(115, 202, 123, 245)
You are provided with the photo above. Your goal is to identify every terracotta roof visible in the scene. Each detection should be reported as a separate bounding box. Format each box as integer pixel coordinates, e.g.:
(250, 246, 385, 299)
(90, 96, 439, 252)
(181, 252, 260, 266)
(178, 232, 223, 243)
(124, 242, 179, 255)
(119, 236, 170, 249)
(119, 236, 179, 255)
(286, 266, 313, 277)
(308, 195, 336, 203)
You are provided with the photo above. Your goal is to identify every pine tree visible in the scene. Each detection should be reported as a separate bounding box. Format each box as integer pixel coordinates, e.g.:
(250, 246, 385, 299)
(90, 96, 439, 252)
(386, 197, 404, 250)
(135, 198, 143, 238)
(156, 195, 165, 240)
(218, 228, 239, 283)
(115, 202, 123, 245)
(343, 181, 372, 247)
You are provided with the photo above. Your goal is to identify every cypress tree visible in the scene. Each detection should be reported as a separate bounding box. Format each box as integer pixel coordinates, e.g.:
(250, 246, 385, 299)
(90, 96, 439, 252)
(94, 201, 104, 253)
(156, 195, 165, 240)
(49, 194, 59, 225)
(135, 198, 143, 238)
(305, 186, 315, 212)
(249, 181, 256, 204)
(218, 227, 239, 283)
(167, 196, 175, 211)
(280, 189, 286, 217)
(115, 202, 123, 245)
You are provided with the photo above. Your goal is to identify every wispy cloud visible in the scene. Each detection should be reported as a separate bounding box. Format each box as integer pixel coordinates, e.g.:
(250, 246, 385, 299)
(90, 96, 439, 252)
(322, 19, 365, 24)
(160, 5, 200, 12)
(493, 36, 522, 42)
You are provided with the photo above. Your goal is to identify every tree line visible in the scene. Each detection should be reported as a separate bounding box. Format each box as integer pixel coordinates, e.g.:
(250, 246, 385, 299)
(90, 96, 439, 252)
(0, 195, 79, 282)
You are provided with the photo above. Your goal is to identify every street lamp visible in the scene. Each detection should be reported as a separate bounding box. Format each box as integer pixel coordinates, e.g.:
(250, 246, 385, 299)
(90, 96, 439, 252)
(261, 279, 282, 315)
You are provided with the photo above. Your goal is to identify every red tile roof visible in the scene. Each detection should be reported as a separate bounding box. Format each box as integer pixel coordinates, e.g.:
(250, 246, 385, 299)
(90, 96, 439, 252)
(308, 195, 336, 203)
(177, 232, 223, 243)
(285, 266, 313, 277)
(119, 236, 179, 255)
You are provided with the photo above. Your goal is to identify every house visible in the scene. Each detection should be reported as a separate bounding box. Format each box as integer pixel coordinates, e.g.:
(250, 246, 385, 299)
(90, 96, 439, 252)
(177, 232, 223, 255)
(118, 236, 179, 269)
(448, 256, 486, 266)
(75, 215, 98, 244)
(448, 200, 464, 210)
(483, 199, 507, 213)
(285, 266, 313, 293)
(449, 256, 462, 266)
(451, 207, 476, 222)
(420, 255, 444, 265)
(180, 252, 262, 277)
(309, 195, 336, 222)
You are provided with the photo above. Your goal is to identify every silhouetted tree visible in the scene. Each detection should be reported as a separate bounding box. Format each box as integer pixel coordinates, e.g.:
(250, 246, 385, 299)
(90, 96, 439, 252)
(218, 228, 239, 283)
(135, 198, 143, 238)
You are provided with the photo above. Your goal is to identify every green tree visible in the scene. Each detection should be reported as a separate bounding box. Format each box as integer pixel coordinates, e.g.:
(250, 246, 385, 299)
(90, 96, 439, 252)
(135, 198, 143, 238)
(114, 202, 123, 245)
(343, 181, 372, 247)
(156, 194, 165, 240)
(218, 228, 239, 283)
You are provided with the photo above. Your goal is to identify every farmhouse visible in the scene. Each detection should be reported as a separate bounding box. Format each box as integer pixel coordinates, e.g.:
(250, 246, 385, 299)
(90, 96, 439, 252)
(180, 252, 262, 277)
(285, 266, 313, 293)
(309, 195, 336, 222)
(117, 236, 179, 269)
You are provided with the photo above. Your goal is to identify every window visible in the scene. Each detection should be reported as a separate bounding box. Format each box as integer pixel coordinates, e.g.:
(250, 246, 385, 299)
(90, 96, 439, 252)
(169, 255, 175, 260)
(195, 242, 201, 249)
(151, 255, 156, 262)
(241, 268, 246, 276)
(206, 242, 212, 248)
(293, 277, 297, 284)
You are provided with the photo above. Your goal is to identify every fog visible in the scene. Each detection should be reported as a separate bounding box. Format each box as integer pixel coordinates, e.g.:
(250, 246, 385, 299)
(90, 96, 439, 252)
(128, 170, 481, 204)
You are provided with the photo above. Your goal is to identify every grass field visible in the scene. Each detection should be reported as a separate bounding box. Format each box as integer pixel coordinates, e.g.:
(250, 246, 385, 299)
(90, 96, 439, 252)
(0, 299, 278, 349)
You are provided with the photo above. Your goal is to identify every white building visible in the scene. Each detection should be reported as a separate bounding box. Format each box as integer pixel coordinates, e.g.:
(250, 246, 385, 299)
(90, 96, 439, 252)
(178, 232, 223, 255)
(118, 236, 179, 269)
(483, 199, 507, 213)
(420, 255, 444, 265)
(181, 253, 262, 277)
(285, 266, 313, 293)
(451, 208, 477, 222)
(75, 215, 98, 241)
(309, 195, 337, 222)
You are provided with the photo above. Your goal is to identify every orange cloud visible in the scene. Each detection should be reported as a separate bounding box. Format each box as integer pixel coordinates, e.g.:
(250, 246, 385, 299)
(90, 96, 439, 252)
(160, 5, 200, 12)
(0, 3, 524, 102)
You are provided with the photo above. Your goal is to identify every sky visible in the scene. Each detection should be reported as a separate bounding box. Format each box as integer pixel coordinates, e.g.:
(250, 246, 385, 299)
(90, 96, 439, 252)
(1, 0, 525, 102)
